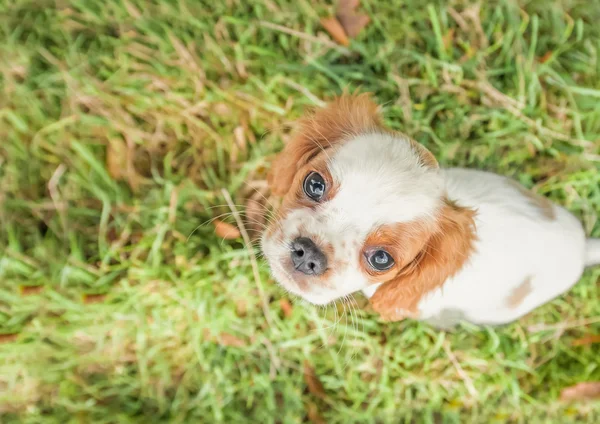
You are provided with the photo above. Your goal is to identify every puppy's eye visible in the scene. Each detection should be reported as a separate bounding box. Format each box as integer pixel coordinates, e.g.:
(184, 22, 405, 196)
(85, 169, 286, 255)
(303, 172, 326, 201)
(367, 250, 395, 271)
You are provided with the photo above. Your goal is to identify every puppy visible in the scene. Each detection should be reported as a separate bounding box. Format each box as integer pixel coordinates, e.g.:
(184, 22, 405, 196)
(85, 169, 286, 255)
(261, 94, 600, 327)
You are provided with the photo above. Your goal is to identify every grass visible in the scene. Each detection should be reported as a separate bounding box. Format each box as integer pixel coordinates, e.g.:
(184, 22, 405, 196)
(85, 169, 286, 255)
(1, 0, 600, 422)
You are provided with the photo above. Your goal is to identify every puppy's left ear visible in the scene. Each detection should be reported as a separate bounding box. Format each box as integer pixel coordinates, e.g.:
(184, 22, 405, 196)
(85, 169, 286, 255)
(268, 94, 382, 196)
(370, 200, 477, 321)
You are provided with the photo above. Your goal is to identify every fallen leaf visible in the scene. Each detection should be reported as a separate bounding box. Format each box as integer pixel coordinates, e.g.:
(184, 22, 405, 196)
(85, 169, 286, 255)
(442, 28, 455, 50)
(336, 0, 370, 38)
(560, 382, 600, 401)
(216, 333, 247, 347)
(339, 0, 359, 8)
(106, 139, 127, 180)
(230, 142, 239, 164)
(213, 102, 231, 116)
(106, 227, 119, 242)
(538, 51, 553, 64)
(83, 293, 106, 304)
(236, 299, 248, 317)
(306, 402, 326, 424)
(234, 126, 247, 151)
(279, 298, 293, 318)
(213, 219, 241, 239)
(203, 329, 247, 347)
(303, 361, 327, 399)
(572, 335, 600, 346)
(132, 148, 152, 178)
(0, 333, 18, 344)
(20, 285, 44, 295)
(320, 17, 349, 46)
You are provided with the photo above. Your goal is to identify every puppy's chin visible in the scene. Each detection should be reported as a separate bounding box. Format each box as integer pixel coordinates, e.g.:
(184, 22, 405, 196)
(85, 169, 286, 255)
(267, 260, 338, 306)
(297, 291, 338, 306)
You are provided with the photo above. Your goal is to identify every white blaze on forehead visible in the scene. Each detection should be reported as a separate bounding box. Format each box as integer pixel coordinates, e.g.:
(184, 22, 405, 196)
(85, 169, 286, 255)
(327, 133, 444, 228)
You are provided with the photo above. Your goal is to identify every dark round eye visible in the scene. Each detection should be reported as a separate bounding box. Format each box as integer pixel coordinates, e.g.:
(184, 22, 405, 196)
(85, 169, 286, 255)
(367, 250, 395, 271)
(303, 172, 326, 201)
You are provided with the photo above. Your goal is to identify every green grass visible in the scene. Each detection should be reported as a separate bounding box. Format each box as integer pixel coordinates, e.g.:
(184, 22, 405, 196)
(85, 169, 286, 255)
(1, 0, 600, 422)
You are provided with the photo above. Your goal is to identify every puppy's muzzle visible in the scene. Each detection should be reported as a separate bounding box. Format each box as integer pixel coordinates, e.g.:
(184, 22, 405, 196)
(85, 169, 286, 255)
(291, 237, 327, 276)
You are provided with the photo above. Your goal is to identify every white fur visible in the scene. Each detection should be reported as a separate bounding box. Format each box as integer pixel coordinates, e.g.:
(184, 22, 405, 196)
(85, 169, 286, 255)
(263, 133, 598, 325)
(402, 168, 593, 325)
(262, 133, 444, 305)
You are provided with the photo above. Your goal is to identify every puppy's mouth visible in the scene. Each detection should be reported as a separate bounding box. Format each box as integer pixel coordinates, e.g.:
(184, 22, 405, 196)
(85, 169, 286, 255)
(262, 230, 336, 305)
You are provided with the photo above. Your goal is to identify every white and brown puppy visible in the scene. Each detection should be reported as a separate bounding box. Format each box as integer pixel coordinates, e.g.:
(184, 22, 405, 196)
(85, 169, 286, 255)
(261, 94, 600, 327)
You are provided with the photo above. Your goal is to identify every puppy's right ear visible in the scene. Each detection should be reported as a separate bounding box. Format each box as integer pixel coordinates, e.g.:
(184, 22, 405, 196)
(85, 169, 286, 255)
(267, 94, 382, 196)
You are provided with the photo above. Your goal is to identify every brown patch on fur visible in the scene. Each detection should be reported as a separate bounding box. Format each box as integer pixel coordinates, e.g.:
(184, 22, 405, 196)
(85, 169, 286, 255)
(506, 276, 533, 309)
(268, 93, 383, 196)
(278, 150, 340, 214)
(268, 93, 438, 199)
(369, 199, 477, 322)
(361, 219, 436, 285)
(506, 179, 556, 220)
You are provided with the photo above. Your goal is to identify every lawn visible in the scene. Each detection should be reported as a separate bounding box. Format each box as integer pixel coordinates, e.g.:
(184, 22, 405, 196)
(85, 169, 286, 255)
(1, 0, 600, 422)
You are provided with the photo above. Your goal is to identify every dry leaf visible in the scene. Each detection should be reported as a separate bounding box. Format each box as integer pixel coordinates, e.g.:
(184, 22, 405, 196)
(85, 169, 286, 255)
(106, 227, 119, 242)
(106, 139, 127, 180)
(213, 219, 241, 239)
(538, 51, 553, 64)
(560, 382, 600, 401)
(442, 28, 456, 50)
(203, 329, 247, 347)
(0, 333, 18, 344)
(303, 361, 327, 399)
(336, 0, 370, 38)
(83, 293, 106, 304)
(236, 299, 248, 317)
(234, 126, 247, 151)
(20, 285, 44, 295)
(213, 102, 231, 116)
(339, 0, 359, 8)
(216, 333, 247, 347)
(279, 298, 293, 318)
(306, 402, 326, 424)
(572, 335, 600, 346)
(320, 17, 349, 46)
(230, 142, 239, 164)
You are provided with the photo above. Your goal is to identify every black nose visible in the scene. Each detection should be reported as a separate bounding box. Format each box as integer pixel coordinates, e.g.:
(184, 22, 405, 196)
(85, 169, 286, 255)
(291, 237, 327, 276)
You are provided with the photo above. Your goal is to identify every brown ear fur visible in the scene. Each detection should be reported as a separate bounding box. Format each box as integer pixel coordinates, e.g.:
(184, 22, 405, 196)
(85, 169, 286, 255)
(369, 200, 477, 321)
(267, 94, 382, 196)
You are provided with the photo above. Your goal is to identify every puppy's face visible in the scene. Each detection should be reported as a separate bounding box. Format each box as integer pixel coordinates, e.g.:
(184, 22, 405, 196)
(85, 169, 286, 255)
(262, 95, 475, 311)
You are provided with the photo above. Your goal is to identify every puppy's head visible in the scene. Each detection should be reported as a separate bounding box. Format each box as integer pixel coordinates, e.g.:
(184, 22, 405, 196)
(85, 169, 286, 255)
(262, 94, 475, 318)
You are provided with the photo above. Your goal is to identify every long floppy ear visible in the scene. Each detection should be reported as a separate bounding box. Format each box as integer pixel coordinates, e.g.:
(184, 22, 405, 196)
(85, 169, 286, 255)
(370, 200, 477, 321)
(267, 94, 382, 196)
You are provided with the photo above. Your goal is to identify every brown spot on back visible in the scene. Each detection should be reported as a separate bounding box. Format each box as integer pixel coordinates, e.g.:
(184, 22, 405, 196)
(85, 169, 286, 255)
(506, 275, 533, 309)
(506, 179, 556, 221)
